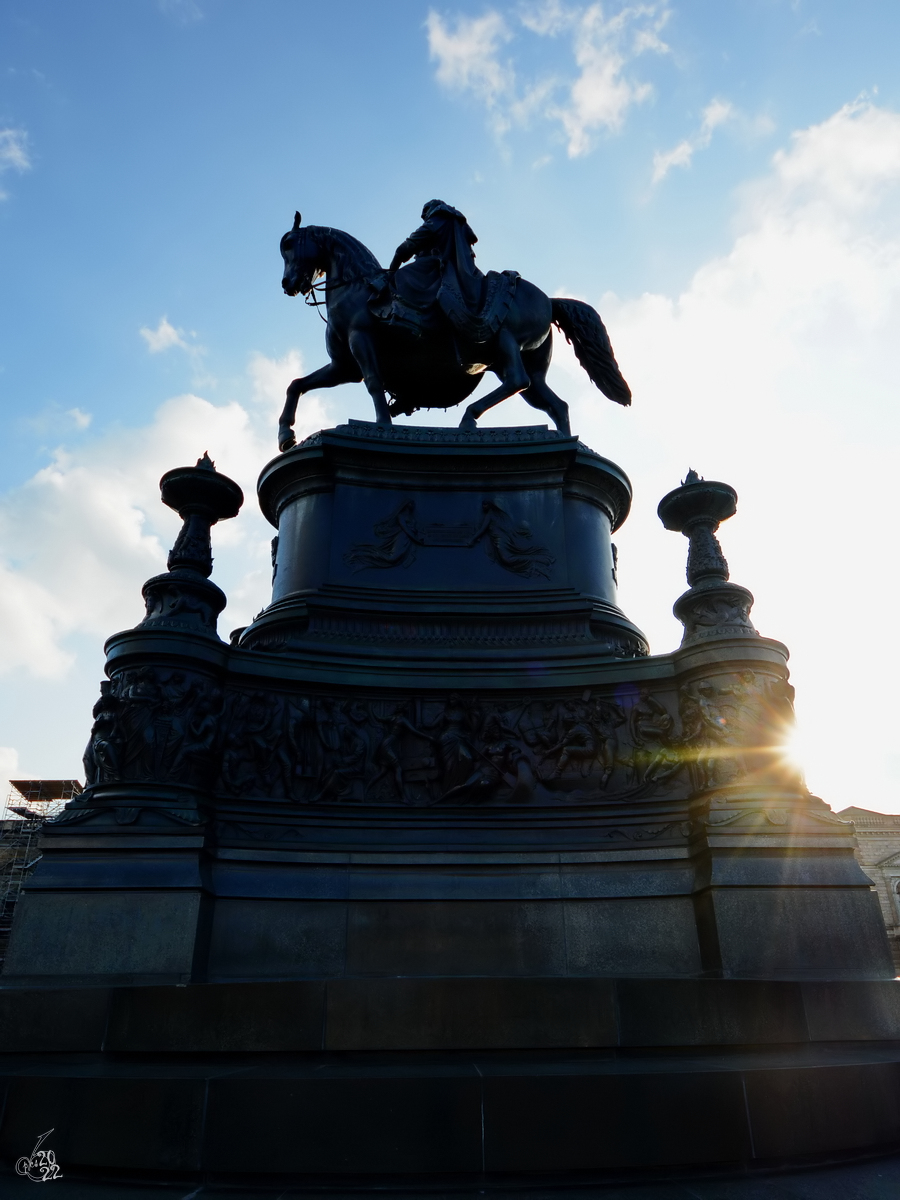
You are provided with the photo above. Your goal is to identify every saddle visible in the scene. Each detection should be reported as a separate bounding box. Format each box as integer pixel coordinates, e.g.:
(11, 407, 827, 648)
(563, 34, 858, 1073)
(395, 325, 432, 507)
(370, 263, 519, 345)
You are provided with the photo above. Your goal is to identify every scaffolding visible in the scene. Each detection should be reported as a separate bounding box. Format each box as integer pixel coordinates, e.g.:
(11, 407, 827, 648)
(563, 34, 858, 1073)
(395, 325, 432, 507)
(0, 779, 82, 969)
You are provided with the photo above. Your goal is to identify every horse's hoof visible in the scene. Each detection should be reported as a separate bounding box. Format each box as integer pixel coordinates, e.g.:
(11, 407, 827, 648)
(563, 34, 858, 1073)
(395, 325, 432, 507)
(459, 415, 477, 432)
(278, 430, 296, 452)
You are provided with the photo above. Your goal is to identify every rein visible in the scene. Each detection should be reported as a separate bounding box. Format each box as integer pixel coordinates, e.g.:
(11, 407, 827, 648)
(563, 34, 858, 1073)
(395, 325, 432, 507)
(302, 272, 381, 322)
(303, 278, 331, 321)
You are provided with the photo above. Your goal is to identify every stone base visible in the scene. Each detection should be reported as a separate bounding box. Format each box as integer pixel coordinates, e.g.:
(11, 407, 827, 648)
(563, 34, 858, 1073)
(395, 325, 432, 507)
(2, 978, 900, 1185)
(7, 425, 896, 1186)
(2, 889, 208, 982)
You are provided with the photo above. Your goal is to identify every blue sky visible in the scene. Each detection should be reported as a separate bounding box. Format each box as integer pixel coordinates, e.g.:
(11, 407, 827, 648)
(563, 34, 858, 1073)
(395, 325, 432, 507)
(2, 0, 900, 810)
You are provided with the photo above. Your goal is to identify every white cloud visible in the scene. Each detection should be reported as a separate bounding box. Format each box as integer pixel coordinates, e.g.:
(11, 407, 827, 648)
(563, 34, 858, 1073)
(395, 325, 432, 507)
(247, 348, 308, 412)
(651, 137, 692, 180)
(66, 408, 92, 430)
(0, 351, 327, 682)
(762, 97, 900, 216)
(140, 316, 190, 353)
(549, 3, 669, 155)
(520, 0, 572, 36)
(652, 97, 733, 183)
(427, 11, 515, 132)
(22, 404, 95, 438)
(552, 99, 900, 809)
(0, 128, 30, 172)
(0, 128, 30, 200)
(427, 2, 669, 154)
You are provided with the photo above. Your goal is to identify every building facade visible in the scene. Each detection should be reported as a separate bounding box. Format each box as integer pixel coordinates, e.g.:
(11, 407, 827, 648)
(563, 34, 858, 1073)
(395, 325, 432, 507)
(841, 806, 900, 972)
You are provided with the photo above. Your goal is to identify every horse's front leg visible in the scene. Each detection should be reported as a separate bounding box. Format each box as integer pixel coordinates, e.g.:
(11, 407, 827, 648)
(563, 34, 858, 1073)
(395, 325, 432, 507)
(348, 327, 392, 427)
(459, 330, 529, 431)
(278, 360, 361, 451)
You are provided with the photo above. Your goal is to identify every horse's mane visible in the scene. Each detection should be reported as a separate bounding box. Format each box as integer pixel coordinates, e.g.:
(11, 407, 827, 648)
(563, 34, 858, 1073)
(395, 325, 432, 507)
(307, 225, 383, 277)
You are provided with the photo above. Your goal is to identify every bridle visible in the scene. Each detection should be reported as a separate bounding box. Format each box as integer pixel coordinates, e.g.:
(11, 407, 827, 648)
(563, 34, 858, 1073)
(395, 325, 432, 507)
(287, 231, 379, 323)
(302, 272, 381, 322)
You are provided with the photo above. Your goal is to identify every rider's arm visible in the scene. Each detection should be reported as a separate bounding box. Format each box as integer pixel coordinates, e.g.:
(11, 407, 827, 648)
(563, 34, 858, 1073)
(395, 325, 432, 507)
(389, 220, 439, 270)
(389, 239, 415, 271)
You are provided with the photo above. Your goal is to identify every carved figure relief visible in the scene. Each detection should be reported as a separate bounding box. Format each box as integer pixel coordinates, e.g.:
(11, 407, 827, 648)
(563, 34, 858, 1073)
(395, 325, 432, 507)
(82, 667, 800, 811)
(220, 691, 289, 799)
(469, 501, 554, 578)
(627, 688, 681, 790)
(677, 590, 756, 643)
(369, 703, 432, 801)
(310, 706, 367, 804)
(345, 501, 421, 571)
(83, 667, 222, 790)
(345, 498, 554, 579)
(83, 682, 122, 787)
(141, 584, 219, 631)
(677, 670, 798, 793)
(207, 689, 632, 807)
(689, 596, 752, 629)
(629, 689, 673, 758)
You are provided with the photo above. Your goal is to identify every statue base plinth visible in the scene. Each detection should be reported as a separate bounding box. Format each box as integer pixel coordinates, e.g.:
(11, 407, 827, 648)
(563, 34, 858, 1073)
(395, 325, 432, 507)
(2, 424, 898, 1186)
(2, 978, 900, 1185)
(240, 422, 649, 678)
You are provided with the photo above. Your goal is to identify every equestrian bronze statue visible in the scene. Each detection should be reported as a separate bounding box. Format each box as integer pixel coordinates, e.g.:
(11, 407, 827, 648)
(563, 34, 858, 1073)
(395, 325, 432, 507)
(277, 202, 631, 450)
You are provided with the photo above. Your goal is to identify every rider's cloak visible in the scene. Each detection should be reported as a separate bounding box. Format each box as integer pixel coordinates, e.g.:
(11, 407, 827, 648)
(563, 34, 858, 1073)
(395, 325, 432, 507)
(393, 201, 483, 322)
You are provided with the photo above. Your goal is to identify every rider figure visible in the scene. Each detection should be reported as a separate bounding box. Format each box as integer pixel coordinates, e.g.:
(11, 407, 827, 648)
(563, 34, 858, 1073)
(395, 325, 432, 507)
(389, 200, 484, 330)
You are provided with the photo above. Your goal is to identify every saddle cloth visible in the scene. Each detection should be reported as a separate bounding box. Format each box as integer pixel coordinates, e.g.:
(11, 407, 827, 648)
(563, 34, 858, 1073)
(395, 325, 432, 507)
(371, 265, 519, 345)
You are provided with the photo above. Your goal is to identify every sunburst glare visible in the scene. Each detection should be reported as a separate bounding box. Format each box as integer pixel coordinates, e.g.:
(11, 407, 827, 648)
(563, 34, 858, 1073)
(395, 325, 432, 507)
(780, 722, 811, 785)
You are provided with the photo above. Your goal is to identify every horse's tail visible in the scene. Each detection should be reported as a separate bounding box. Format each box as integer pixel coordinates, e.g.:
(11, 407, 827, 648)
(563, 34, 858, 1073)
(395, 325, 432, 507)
(551, 298, 631, 407)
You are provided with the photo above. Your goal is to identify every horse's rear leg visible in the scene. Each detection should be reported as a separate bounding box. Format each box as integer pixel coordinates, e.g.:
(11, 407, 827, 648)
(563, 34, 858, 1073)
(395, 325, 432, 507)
(459, 330, 529, 431)
(279, 360, 361, 451)
(519, 343, 571, 435)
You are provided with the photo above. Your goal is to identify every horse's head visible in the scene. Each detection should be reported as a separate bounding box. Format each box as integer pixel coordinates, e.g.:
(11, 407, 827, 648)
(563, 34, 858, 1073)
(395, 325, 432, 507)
(280, 212, 319, 297)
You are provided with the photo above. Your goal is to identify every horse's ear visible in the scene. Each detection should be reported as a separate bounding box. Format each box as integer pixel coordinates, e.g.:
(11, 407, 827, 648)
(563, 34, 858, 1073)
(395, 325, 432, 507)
(293, 211, 302, 230)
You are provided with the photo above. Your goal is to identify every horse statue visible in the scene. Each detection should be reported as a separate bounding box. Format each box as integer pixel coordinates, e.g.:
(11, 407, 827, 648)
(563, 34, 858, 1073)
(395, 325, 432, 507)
(277, 208, 631, 451)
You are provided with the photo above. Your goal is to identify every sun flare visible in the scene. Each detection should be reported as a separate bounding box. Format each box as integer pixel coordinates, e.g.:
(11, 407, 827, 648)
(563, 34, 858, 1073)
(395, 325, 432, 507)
(780, 723, 811, 783)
